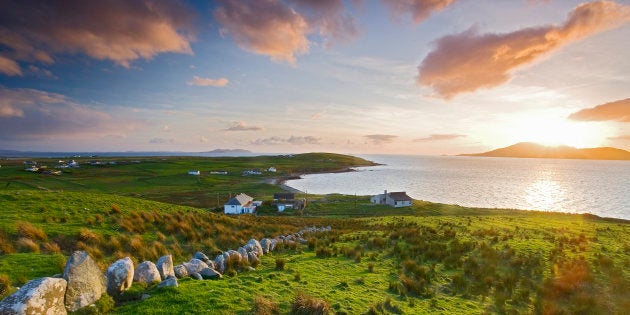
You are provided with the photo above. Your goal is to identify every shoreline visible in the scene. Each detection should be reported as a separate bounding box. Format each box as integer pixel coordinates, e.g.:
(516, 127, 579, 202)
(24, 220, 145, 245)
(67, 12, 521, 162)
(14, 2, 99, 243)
(267, 166, 362, 194)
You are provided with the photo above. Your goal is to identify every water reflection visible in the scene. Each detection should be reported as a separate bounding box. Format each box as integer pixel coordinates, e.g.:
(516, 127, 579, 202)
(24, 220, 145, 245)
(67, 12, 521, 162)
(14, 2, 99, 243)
(525, 179, 564, 211)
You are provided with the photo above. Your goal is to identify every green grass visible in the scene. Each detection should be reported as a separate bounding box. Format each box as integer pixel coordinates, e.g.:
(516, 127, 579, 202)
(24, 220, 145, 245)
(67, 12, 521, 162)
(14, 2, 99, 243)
(0, 154, 628, 314)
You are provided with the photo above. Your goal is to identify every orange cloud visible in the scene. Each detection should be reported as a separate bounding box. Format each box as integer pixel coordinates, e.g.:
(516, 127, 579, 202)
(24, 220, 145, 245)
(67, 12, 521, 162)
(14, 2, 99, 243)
(215, 0, 310, 64)
(188, 76, 229, 87)
(0, 0, 195, 71)
(214, 0, 359, 63)
(381, 0, 456, 24)
(0, 56, 21, 76)
(414, 134, 466, 141)
(365, 134, 398, 144)
(608, 135, 630, 141)
(568, 98, 630, 122)
(418, 1, 630, 99)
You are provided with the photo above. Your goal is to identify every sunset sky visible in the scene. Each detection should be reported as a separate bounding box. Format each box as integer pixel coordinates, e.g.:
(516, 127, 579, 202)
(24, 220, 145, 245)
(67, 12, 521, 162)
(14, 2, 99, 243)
(1, 0, 629, 155)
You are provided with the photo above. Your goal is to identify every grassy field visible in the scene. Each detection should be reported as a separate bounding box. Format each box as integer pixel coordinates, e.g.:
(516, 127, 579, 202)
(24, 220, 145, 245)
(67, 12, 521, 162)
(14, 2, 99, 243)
(0, 154, 628, 314)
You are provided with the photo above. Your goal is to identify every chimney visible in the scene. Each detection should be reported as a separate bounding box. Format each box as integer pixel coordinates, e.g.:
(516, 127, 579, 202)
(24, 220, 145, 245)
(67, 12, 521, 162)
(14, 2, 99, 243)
(384, 190, 387, 195)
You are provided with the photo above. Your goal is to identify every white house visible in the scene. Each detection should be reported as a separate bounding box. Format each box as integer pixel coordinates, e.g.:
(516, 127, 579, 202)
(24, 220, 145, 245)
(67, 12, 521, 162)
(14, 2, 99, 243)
(268, 166, 277, 172)
(370, 190, 413, 208)
(224, 193, 260, 214)
(188, 170, 200, 175)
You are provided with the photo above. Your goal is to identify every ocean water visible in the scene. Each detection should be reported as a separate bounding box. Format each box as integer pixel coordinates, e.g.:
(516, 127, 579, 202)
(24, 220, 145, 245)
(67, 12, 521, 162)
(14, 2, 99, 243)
(285, 155, 630, 220)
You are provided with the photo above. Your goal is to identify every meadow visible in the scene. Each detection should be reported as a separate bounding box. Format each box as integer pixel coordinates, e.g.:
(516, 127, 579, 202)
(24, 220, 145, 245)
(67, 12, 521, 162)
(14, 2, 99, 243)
(0, 153, 628, 314)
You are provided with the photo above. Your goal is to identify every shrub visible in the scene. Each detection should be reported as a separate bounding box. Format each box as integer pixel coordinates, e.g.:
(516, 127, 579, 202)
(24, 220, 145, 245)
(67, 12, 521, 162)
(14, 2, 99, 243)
(291, 291, 331, 315)
(251, 295, 280, 315)
(16, 237, 39, 253)
(16, 221, 46, 241)
(0, 274, 11, 298)
(78, 228, 102, 244)
(42, 242, 61, 254)
(110, 204, 121, 214)
(275, 258, 286, 271)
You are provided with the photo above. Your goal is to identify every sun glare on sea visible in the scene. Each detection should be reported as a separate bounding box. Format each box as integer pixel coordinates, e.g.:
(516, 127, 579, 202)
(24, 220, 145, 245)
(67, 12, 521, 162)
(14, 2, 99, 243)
(507, 116, 605, 148)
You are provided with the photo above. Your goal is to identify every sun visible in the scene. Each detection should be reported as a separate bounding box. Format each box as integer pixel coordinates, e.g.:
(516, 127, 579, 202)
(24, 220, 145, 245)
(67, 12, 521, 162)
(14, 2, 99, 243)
(506, 116, 606, 148)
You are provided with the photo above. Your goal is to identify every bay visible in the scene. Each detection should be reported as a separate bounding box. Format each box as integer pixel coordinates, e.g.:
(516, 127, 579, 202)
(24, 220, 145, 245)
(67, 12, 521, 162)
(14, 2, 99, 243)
(285, 155, 630, 220)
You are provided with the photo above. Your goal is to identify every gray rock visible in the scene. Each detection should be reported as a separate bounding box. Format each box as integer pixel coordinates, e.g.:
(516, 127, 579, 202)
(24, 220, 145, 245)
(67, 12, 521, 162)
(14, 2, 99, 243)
(298, 237, 307, 244)
(214, 254, 226, 274)
(63, 251, 107, 312)
(140, 293, 151, 301)
(0, 277, 67, 315)
(106, 257, 134, 297)
(260, 238, 271, 254)
(156, 255, 175, 280)
(245, 239, 263, 256)
(247, 266, 256, 271)
(269, 239, 277, 251)
(157, 277, 178, 288)
(193, 252, 210, 264)
(199, 268, 222, 279)
(227, 250, 242, 265)
(184, 259, 208, 275)
(248, 252, 260, 266)
(237, 247, 249, 263)
(173, 265, 188, 279)
(133, 261, 161, 284)
(189, 272, 203, 280)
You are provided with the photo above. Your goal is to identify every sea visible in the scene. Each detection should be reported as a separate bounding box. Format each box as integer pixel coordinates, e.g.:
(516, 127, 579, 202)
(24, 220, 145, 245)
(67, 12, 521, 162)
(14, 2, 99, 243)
(285, 155, 630, 220)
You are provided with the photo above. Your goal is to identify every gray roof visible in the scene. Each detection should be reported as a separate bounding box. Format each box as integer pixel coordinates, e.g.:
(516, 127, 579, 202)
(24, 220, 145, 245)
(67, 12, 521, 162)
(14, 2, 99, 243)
(388, 192, 412, 201)
(225, 193, 253, 206)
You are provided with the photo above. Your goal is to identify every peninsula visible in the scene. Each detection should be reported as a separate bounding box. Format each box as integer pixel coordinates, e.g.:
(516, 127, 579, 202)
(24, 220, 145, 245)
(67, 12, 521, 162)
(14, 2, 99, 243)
(460, 142, 630, 160)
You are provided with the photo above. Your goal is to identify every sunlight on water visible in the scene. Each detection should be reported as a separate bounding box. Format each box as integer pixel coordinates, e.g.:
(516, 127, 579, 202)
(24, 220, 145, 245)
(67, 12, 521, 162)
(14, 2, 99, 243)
(525, 179, 564, 211)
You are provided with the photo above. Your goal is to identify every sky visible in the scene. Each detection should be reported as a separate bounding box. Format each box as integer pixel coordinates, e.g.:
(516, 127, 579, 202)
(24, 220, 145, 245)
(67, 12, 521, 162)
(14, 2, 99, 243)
(1, 0, 630, 155)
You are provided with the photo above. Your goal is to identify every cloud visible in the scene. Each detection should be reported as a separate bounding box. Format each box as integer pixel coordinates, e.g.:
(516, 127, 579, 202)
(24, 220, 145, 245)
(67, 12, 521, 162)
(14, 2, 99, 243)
(607, 135, 630, 141)
(224, 121, 264, 131)
(414, 134, 466, 141)
(149, 137, 174, 144)
(214, 0, 359, 63)
(0, 0, 195, 72)
(0, 86, 140, 140)
(381, 0, 456, 24)
(251, 135, 321, 145)
(187, 76, 229, 87)
(364, 134, 398, 144)
(418, 1, 630, 99)
(0, 56, 21, 76)
(568, 98, 630, 122)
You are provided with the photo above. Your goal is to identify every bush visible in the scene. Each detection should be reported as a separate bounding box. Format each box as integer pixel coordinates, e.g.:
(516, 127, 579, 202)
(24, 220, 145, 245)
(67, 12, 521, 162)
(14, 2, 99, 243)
(16, 221, 47, 241)
(16, 237, 39, 253)
(275, 258, 286, 271)
(0, 274, 11, 298)
(291, 291, 331, 315)
(252, 295, 280, 315)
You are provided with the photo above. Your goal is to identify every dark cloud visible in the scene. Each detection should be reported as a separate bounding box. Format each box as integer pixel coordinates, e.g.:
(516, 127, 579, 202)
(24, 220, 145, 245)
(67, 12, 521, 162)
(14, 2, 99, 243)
(568, 98, 630, 122)
(414, 134, 466, 141)
(0, 87, 141, 140)
(214, 0, 359, 63)
(381, 0, 456, 24)
(364, 134, 398, 144)
(224, 121, 264, 131)
(418, 1, 630, 99)
(251, 135, 321, 145)
(0, 0, 195, 74)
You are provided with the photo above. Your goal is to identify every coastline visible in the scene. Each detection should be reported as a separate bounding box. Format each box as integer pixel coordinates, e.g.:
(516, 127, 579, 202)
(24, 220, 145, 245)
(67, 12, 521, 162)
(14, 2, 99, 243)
(267, 166, 364, 194)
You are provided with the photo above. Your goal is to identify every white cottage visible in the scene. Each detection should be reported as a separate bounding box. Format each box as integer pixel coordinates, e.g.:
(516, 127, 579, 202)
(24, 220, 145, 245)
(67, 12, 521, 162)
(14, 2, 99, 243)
(224, 193, 259, 214)
(370, 190, 413, 208)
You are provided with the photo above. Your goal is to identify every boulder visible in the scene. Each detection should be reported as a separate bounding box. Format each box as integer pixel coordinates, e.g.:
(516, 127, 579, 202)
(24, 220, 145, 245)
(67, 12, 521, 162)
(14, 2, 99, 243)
(199, 268, 222, 280)
(157, 277, 178, 288)
(248, 252, 260, 266)
(227, 250, 242, 264)
(0, 277, 67, 315)
(62, 251, 107, 312)
(193, 252, 210, 264)
(173, 265, 188, 279)
(245, 239, 264, 256)
(298, 237, 307, 244)
(214, 254, 226, 274)
(106, 257, 134, 297)
(189, 272, 203, 280)
(133, 261, 161, 284)
(184, 259, 208, 275)
(237, 247, 249, 263)
(269, 239, 277, 251)
(156, 255, 175, 280)
(260, 238, 271, 254)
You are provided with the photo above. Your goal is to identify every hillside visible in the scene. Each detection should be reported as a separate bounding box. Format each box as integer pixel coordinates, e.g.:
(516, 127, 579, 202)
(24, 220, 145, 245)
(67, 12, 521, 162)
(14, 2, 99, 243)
(459, 142, 630, 160)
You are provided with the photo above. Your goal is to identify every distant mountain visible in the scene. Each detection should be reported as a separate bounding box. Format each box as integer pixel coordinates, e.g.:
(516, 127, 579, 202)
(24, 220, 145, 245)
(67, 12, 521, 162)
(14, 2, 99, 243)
(201, 149, 251, 154)
(459, 142, 630, 160)
(0, 149, 254, 158)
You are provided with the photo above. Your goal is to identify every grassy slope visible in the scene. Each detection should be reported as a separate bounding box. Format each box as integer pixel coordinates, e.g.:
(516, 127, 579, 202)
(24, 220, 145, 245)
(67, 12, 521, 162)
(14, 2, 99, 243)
(0, 154, 628, 313)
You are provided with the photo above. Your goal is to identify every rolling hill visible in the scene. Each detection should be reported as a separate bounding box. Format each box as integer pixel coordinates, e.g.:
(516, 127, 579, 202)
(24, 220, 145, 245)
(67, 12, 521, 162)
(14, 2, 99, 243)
(460, 142, 630, 160)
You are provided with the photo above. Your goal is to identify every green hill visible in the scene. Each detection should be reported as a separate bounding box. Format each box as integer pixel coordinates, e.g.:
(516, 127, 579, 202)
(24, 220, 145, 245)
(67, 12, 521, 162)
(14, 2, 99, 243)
(460, 142, 630, 160)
